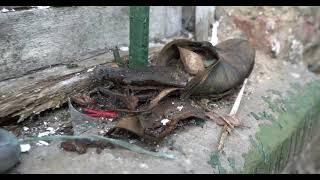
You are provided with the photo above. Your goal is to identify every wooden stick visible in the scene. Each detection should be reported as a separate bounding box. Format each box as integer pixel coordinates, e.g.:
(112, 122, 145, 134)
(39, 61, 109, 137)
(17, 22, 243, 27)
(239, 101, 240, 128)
(217, 78, 248, 152)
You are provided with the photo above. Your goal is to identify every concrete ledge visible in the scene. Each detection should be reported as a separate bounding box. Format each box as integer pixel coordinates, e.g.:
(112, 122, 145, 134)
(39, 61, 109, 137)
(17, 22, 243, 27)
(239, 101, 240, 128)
(241, 79, 320, 173)
(10, 51, 320, 174)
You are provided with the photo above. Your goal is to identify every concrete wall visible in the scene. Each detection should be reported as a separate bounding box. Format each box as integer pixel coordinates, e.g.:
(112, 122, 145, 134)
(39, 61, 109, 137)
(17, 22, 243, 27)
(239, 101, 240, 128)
(0, 6, 182, 81)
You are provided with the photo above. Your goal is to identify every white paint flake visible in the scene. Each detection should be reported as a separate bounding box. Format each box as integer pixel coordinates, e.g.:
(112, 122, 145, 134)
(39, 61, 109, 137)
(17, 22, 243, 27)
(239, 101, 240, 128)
(271, 38, 281, 56)
(210, 20, 220, 46)
(119, 46, 129, 51)
(23, 127, 29, 131)
(176, 106, 184, 111)
(20, 144, 31, 152)
(161, 119, 170, 126)
(31, 6, 50, 9)
(1, 8, 9, 13)
(38, 131, 50, 137)
(87, 67, 95, 72)
(36, 140, 49, 146)
(38, 127, 56, 137)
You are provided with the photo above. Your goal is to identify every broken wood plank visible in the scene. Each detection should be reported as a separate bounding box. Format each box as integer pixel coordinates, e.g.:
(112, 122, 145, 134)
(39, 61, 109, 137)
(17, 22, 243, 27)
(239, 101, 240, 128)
(0, 47, 162, 125)
(195, 6, 215, 41)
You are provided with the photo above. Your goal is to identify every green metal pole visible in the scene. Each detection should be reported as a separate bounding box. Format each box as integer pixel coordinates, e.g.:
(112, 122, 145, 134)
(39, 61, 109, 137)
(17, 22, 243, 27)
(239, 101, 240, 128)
(129, 6, 150, 68)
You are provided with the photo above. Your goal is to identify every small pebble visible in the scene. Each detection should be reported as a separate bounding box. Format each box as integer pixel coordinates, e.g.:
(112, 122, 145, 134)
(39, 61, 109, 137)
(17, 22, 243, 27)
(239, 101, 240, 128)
(23, 127, 29, 131)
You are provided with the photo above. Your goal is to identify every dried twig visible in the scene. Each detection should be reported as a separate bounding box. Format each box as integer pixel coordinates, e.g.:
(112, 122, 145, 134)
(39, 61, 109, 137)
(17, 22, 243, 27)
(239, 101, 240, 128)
(217, 78, 248, 152)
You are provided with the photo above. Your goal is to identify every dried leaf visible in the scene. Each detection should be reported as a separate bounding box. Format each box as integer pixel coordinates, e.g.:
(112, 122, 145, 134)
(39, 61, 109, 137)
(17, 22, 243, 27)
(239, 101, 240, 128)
(178, 46, 205, 75)
(109, 115, 144, 137)
(148, 88, 179, 110)
(154, 38, 255, 98)
(122, 95, 139, 110)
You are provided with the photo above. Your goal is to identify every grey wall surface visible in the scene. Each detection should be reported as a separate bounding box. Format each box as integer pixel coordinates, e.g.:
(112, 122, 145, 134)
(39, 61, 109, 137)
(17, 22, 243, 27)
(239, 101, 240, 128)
(0, 6, 182, 81)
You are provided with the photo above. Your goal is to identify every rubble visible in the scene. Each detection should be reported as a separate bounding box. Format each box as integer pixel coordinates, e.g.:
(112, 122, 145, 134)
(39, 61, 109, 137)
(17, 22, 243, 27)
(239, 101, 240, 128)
(59, 38, 255, 152)
(1, 38, 255, 165)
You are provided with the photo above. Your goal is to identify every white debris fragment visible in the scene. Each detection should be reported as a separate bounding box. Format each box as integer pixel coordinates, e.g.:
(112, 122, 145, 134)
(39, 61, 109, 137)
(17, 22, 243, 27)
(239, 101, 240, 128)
(76, 73, 81, 76)
(31, 6, 50, 9)
(171, 102, 175, 105)
(46, 127, 55, 133)
(11, 9, 15, 12)
(87, 67, 95, 72)
(271, 38, 281, 56)
(1, 95, 5, 98)
(119, 46, 129, 51)
(149, 42, 163, 48)
(54, 117, 58, 120)
(23, 126, 29, 131)
(38, 127, 56, 137)
(289, 39, 304, 63)
(36, 141, 49, 146)
(210, 20, 220, 46)
(176, 106, 184, 111)
(139, 163, 149, 169)
(161, 119, 170, 126)
(38, 131, 50, 137)
(290, 73, 301, 78)
(20, 144, 31, 152)
(43, 122, 47, 126)
(1, 8, 9, 13)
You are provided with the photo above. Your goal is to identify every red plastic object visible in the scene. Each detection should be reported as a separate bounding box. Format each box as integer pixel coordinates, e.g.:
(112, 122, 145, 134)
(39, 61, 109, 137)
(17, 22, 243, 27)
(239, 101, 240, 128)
(83, 108, 118, 118)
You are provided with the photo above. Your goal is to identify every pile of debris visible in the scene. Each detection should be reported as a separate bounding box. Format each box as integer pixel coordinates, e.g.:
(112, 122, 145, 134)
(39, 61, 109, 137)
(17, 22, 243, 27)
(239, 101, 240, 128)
(0, 38, 255, 173)
(61, 38, 255, 154)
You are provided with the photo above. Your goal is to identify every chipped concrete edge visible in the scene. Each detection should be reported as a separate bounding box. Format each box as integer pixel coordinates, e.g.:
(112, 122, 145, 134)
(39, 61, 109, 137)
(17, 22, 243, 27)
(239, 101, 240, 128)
(240, 80, 320, 173)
